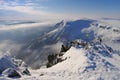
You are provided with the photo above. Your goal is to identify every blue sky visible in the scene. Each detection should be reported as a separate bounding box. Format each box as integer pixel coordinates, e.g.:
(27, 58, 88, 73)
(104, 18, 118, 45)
(0, 0, 120, 20)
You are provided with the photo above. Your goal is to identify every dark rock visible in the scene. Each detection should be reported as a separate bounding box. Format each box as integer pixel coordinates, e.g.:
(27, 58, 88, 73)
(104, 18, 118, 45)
(113, 29, 120, 32)
(47, 54, 55, 63)
(2, 68, 21, 78)
(40, 73, 44, 76)
(22, 68, 31, 76)
(99, 26, 106, 29)
(46, 53, 64, 68)
(46, 62, 53, 68)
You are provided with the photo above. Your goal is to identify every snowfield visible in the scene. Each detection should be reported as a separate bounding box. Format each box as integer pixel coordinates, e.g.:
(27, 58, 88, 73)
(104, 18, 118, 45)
(0, 19, 120, 80)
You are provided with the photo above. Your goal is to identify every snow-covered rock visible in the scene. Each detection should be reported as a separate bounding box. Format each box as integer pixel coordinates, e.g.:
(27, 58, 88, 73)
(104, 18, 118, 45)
(2, 68, 21, 78)
(20, 67, 31, 76)
(0, 55, 17, 73)
(0, 55, 31, 79)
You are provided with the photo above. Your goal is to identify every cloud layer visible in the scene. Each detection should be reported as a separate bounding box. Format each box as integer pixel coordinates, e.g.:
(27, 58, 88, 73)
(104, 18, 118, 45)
(0, 21, 56, 30)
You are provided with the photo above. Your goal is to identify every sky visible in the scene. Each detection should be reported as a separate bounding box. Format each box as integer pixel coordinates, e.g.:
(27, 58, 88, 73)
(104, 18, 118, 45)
(0, 0, 120, 21)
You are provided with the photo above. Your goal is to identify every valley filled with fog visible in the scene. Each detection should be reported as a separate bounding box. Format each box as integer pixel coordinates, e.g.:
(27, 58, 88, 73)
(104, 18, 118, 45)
(0, 20, 57, 67)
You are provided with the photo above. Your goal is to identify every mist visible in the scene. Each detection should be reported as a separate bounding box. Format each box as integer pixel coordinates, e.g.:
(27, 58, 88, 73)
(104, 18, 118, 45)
(0, 20, 57, 66)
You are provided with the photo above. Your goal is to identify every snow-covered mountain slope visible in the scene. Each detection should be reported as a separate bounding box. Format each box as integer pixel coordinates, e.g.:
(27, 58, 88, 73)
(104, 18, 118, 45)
(47, 44, 120, 80)
(27, 19, 95, 46)
(0, 19, 120, 80)
(7, 42, 119, 80)
(82, 19, 120, 51)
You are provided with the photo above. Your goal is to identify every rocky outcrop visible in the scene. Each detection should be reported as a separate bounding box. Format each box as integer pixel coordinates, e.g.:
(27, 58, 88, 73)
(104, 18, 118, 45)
(0, 55, 17, 73)
(2, 68, 21, 78)
(46, 54, 63, 68)
(0, 55, 31, 78)
(46, 39, 89, 68)
(21, 68, 31, 76)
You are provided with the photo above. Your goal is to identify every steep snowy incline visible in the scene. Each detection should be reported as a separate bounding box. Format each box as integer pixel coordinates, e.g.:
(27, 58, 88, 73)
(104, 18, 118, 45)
(19, 42, 120, 80)
(60, 20, 95, 41)
(40, 19, 95, 42)
(27, 19, 95, 50)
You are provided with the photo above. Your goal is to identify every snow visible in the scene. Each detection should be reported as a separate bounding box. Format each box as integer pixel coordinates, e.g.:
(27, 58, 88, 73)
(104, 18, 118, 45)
(0, 55, 17, 73)
(11, 43, 119, 80)
(82, 19, 120, 51)
(8, 43, 118, 80)
(0, 21, 56, 31)
(49, 47, 87, 72)
(0, 19, 120, 80)
(2, 68, 21, 78)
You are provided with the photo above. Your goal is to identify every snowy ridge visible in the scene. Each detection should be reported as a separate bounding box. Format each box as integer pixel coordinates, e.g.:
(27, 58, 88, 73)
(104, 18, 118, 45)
(46, 43, 119, 80)
(19, 42, 120, 80)
(83, 19, 120, 51)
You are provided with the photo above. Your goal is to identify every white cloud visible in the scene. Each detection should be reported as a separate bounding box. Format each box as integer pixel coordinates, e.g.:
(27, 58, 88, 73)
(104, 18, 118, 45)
(0, 0, 45, 13)
(0, 21, 56, 30)
(1, 5, 45, 15)
(0, 0, 18, 6)
(0, 40, 23, 56)
(0, 4, 78, 21)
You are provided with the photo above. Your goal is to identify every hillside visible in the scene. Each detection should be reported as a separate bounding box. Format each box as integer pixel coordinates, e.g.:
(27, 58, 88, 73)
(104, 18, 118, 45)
(0, 19, 120, 80)
(1, 40, 119, 80)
